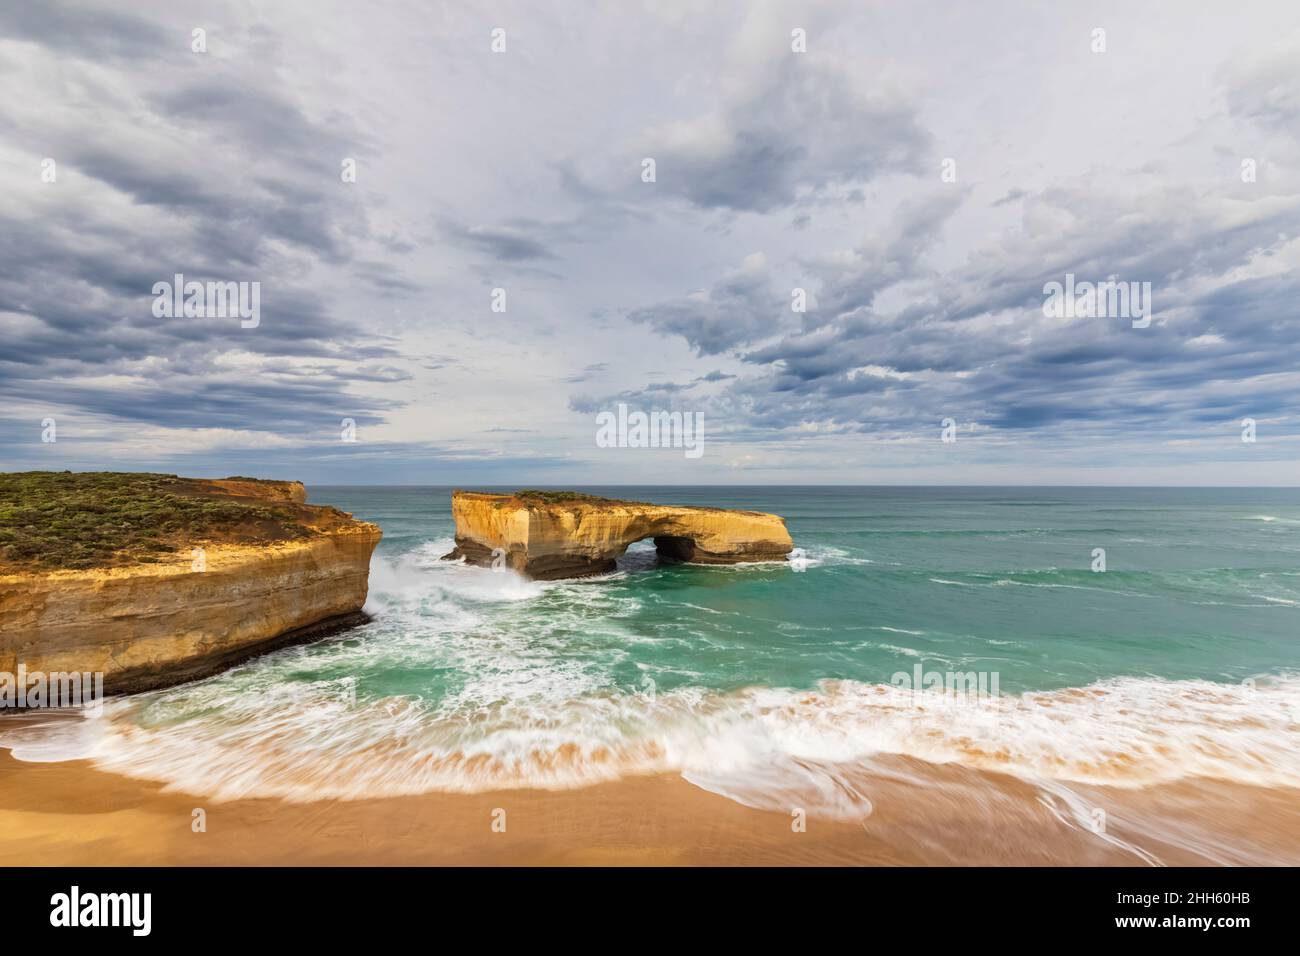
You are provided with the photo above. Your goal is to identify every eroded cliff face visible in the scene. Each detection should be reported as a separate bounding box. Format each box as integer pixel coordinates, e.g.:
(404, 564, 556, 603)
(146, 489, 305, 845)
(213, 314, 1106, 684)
(208, 477, 308, 504)
(0, 478, 380, 694)
(443, 491, 793, 579)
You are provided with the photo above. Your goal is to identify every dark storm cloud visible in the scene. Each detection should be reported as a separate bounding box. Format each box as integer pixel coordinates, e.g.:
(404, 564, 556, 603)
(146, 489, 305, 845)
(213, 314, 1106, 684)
(622, 191, 965, 358)
(441, 222, 559, 262)
(353, 262, 422, 296)
(626, 255, 789, 356)
(639, 57, 931, 213)
(605, 159, 1300, 443)
(806, 191, 966, 321)
(436, 202, 633, 271)
(26, 378, 400, 434)
(0, 1, 168, 60)
(5, 1, 1298, 482)
(568, 379, 695, 415)
(0, 2, 409, 436)
(563, 363, 608, 384)
(148, 83, 358, 162)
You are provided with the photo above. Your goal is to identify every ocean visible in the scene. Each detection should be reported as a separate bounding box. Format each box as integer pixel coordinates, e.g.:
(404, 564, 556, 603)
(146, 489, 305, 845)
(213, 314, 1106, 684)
(6, 486, 1299, 863)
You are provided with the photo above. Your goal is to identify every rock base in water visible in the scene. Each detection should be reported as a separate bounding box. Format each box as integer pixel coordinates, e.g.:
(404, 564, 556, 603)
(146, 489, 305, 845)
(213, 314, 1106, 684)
(442, 490, 793, 580)
(0, 473, 382, 694)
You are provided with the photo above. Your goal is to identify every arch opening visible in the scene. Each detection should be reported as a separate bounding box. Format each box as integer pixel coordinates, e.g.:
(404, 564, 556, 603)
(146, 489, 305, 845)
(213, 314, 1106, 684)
(652, 535, 697, 563)
(613, 534, 699, 572)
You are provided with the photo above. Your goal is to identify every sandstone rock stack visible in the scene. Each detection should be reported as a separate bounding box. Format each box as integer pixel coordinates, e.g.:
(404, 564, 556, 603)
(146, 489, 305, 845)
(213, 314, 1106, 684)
(443, 490, 793, 579)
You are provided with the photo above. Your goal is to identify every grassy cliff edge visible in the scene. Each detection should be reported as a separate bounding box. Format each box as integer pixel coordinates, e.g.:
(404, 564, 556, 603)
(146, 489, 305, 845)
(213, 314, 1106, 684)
(0, 471, 351, 571)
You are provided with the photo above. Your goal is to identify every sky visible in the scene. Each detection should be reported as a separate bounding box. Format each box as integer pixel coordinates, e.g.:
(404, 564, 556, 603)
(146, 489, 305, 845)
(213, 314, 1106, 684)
(1, 0, 1298, 486)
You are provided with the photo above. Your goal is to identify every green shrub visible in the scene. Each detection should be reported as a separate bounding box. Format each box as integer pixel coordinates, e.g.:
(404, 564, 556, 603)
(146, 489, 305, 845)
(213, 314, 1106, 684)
(0, 472, 314, 571)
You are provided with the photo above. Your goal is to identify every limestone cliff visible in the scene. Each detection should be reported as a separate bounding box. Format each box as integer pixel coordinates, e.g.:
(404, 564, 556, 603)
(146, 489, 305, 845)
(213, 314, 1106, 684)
(0, 474, 380, 694)
(443, 490, 793, 579)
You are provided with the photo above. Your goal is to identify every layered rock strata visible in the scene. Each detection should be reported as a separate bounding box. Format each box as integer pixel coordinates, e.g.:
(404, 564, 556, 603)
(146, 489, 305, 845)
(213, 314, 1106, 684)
(443, 490, 793, 580)
(0, 477, 381, 694)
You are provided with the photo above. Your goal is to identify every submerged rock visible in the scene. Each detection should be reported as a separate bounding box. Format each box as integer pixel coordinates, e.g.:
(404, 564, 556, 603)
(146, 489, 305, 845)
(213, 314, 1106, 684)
(442, 490, 793, 580)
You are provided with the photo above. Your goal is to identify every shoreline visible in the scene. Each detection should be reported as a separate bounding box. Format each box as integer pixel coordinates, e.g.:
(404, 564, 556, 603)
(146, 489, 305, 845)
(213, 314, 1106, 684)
(4, 749, 1297, 866)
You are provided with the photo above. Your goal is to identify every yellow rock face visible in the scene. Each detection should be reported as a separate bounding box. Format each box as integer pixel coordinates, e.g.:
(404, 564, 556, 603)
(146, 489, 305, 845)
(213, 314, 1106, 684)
(0, 481, 381, 694)
(444, 491, 793, 579)
(208, 477, 308, 503)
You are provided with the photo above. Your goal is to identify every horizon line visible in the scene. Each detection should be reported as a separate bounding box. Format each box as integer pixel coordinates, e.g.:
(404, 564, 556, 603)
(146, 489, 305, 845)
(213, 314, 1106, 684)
(306, 482, 1300, 489)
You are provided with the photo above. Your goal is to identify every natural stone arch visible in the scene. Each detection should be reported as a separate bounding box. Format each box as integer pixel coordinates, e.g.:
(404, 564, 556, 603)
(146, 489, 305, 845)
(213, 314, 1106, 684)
(443, 491, 794, 580)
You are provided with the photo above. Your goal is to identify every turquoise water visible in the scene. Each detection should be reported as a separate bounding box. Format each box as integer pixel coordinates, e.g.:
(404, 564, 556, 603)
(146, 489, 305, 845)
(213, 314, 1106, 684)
(7, 486, 1299, 816)
(331, 485, 1300, 695)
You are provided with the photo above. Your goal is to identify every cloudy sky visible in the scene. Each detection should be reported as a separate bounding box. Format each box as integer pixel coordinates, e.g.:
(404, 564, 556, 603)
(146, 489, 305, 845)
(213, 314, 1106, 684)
(2, 0, 1298, 485)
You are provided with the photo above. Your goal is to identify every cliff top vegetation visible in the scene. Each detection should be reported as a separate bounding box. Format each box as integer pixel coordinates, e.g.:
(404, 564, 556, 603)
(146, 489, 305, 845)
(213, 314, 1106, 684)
(0, 471, 318, 571)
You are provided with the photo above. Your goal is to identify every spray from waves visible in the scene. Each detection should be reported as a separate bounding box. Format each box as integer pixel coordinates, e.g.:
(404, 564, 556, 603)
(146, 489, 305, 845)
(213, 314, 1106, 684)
(797, 545, 876, 568)
(370, 537, 545, 606)
(5, 668, 1297, 820)
(2, 541, 1297, 843)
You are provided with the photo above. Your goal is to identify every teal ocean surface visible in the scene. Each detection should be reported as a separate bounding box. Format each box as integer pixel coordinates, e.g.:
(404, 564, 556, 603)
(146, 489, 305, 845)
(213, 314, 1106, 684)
(7, 487, 1299, 845)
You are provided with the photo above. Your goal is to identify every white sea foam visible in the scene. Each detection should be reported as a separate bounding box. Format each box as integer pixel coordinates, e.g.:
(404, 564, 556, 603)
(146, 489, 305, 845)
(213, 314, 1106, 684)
(3, 539, 1297, 829)
(5, 671, 1297, 821)
(872, 643, 930, 658)
(806, 545, 875, 567)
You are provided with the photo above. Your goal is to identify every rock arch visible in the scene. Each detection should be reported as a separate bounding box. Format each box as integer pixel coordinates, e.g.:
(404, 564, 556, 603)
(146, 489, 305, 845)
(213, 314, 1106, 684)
(443, 491, 794, 580)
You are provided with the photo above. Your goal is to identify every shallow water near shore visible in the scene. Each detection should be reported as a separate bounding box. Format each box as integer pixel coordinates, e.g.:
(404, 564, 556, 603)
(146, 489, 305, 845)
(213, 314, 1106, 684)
(4, 486, 1300, 865)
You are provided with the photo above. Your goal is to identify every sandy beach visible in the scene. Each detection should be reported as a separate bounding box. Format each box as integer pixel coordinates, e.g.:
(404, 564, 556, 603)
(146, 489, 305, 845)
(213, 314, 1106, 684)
(4, 748, 1297, 867)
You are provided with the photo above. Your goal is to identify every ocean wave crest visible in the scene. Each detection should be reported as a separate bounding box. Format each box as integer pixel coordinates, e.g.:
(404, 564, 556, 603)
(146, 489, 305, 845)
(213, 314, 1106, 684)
(4, 673, 1296, 816)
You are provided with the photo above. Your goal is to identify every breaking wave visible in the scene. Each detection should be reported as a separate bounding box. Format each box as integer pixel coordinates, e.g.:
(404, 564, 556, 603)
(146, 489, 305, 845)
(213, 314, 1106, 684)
(3, 539, 1297, 833)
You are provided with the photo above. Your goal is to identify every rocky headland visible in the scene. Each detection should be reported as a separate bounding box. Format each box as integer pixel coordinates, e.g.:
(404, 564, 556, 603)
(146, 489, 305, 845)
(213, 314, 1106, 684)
(0, 472, 381, 694)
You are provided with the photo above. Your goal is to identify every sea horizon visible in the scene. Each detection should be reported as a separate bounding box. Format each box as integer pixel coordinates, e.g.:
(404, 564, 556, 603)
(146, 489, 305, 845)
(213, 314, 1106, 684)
(4, 0, 1299, 916)
(6, 483, 1297, 866)
(311, 482, 1300, 490)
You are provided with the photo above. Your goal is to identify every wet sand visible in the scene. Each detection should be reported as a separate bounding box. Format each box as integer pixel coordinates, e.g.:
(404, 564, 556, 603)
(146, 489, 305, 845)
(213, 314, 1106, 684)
(3, 749, 1297, 866)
